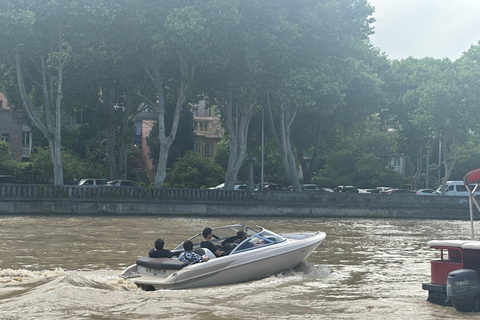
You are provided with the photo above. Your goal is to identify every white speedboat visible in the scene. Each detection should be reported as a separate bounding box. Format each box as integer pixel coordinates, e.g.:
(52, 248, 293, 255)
(121, 224, 326, 290)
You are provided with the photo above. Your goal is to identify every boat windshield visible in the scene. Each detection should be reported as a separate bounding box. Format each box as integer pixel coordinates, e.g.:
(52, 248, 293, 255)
(231, 229, 286, 254)
(172, 224, 258, 251)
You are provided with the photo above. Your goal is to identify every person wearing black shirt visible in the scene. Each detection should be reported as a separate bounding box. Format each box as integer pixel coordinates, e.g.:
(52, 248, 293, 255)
(200, 227, 224, 257)
(148, 238, 174, 258)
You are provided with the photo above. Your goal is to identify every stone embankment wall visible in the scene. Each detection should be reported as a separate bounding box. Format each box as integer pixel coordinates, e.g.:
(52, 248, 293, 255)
(0, 184, 475, 219)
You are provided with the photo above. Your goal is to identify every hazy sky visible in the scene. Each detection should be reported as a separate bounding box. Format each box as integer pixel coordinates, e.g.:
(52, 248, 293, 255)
(368, 0, 480, 60)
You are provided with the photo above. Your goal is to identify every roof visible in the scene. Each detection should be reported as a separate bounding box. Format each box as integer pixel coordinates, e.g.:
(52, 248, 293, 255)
(195, 132, 221, 139)
(0, 92, 9, 110)
(465, 169, 480, 184)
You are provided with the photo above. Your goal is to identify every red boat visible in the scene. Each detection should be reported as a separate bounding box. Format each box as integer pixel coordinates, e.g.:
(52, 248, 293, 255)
(423, 169, 480, 311)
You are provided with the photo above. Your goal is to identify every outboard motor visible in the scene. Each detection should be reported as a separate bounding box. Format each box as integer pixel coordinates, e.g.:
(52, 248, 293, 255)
(447, 269, 480, 312)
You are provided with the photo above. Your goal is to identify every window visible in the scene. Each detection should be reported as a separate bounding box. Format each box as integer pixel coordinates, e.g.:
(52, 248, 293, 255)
(1, 133, 9, 143)
(194, 141, 202, 154)
(22, 131, 30, 148)
(395, 158, 401, 167)
(205, 143, 214, 155)
(196, 121, 207, 131)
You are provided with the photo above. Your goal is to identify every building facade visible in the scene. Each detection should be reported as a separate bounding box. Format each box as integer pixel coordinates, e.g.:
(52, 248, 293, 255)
(132, 101, 223, 183)
(190, 101, 222, 161)
(0, 93, 32, 161)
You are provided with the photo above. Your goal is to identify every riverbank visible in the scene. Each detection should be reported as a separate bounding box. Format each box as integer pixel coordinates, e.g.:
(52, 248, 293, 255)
(0, 184, 474, 219)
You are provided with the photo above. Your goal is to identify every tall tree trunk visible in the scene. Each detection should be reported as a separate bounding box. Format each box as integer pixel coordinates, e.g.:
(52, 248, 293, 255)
(222, 101, 254, 190)
(412, 144, 423, 191)
(266, 93, 301, 191)
(439, 134, 456, 195)
(142, 53, 193, 187)
(13, 26, 67, 185)
(295, 128, 322, 184)
(102, 86, 119, 180)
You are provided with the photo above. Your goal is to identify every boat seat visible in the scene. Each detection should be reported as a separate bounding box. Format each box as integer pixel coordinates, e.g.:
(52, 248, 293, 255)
(136, 257, 190, 270)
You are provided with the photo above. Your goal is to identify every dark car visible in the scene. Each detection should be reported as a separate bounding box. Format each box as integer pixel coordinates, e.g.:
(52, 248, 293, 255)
(263, 183, 286, 191)
(0, 175, 22, 184)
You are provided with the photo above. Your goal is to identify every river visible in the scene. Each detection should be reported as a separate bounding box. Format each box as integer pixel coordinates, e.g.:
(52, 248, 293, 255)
(0, 215, 477, 319)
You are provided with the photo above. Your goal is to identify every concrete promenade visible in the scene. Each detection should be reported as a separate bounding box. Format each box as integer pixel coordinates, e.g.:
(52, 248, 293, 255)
(0, 184, 476, 219)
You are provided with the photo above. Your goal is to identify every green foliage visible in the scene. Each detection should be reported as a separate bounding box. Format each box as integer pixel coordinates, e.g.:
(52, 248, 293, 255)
(312, 118, 408, 189)
(3, 0, 479, 191)
(19, 147, 105, 184)
(167, 151, 224, 189)
(146, 104, 195, 169)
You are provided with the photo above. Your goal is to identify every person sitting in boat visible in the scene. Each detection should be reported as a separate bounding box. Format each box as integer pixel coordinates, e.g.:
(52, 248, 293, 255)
(178, 240, 209, 263)
(201, 227, 225, 257)
(234, 230, 253, 248)
(148, 238, 175, 258)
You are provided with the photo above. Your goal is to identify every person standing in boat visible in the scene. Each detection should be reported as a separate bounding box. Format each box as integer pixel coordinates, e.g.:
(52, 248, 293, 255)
(178, 240, 209, 263)
(201, 227, 225, 257)
(148, 238, 175, 258)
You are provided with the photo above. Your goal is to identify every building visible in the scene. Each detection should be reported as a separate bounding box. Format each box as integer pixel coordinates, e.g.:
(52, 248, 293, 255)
(133, 108, 156, 183)
(190, 101, 222, 161)
(0, 93, 32, 161)
(133, 101, 223, 183)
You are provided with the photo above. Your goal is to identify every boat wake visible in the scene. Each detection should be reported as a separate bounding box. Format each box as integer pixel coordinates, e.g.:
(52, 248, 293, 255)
(0, 268, 138, 296)
(291, 261, 330, 279)
(61, 273, 138, 291)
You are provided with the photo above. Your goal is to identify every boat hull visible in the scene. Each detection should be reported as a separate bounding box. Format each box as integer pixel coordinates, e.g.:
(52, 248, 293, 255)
(123, 231, 325, 290)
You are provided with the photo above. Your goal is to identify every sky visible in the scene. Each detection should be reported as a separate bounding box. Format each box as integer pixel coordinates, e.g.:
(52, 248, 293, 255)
(368, 0, 480, 60)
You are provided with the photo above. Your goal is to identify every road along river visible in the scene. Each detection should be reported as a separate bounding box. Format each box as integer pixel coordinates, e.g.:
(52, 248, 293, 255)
(0, 215, 477, 319)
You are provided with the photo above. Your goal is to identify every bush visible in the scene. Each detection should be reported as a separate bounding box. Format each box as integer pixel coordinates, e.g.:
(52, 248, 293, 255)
(167, 151, 225, 188)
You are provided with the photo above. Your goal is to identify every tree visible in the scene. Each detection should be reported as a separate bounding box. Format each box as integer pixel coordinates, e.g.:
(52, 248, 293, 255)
(146, 105, 195, 170)
(263, 0, 376, 191)
(405, 61, 472, 194)
(65, 0, 145, 180)
(385, 57, 452, 190)
(0, 1, 82, 184)
(131, 2, 217, 187)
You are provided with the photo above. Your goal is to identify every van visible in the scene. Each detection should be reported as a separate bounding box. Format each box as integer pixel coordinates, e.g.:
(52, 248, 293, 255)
(436, 181, 480, 196)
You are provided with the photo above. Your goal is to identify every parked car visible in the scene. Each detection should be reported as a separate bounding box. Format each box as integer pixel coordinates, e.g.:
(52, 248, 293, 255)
(385, 188, 413, 195)
(234, 184, 248, 190)
(415, 189, 438, 195)
(371, 187, 392, 193)
(208, 183, 225, 190)
(0, 175, 22, 184)
(77, 179, 108, 187)
(334, 186, 359, 193)
(107, 180, 141, 187)
(435, 181, 480, 196)
(263, 183, 287, 191)
(301, 184, 333, 192)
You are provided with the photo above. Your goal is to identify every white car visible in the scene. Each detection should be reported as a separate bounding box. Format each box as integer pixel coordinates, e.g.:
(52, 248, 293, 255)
(77, 178, 108, 187)
(415, 189, 438, 195)
(107, 180, 141, 187)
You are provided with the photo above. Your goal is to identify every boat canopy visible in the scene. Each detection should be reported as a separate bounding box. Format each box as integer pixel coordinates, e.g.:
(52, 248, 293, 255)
(463, 169, 480, 240)
(428, 240, 474, 248)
